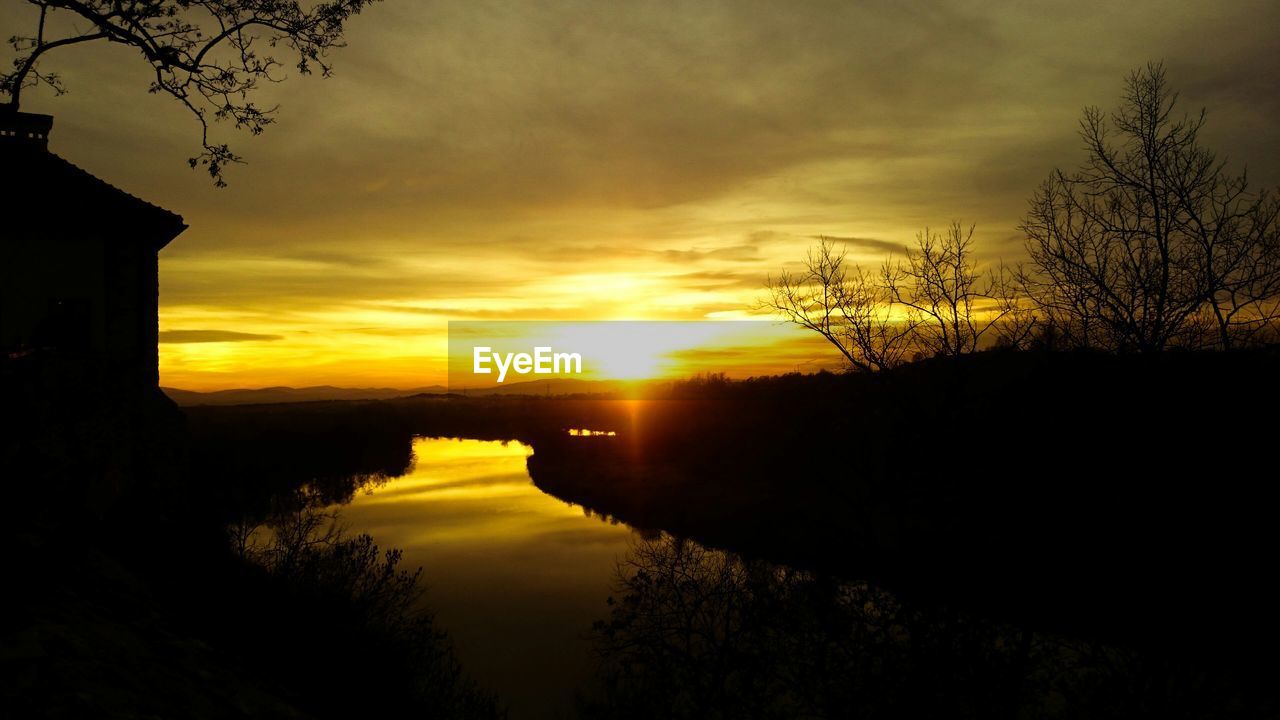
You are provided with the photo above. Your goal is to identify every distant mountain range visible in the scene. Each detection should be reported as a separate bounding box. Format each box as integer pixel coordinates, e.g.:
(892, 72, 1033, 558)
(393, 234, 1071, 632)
(162, 385, 447, 406)
(162, 378, 626, 406)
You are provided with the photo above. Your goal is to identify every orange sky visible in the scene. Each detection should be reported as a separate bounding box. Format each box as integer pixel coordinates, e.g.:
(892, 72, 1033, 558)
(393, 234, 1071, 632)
(3, 1, 1278, 389)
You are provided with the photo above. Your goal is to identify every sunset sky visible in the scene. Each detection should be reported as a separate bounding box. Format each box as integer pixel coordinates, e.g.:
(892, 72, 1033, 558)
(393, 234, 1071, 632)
(4, 0, 1279, 389)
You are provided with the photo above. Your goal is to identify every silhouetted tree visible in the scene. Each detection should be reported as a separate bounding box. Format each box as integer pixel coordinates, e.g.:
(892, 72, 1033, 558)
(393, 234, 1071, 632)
(1020, 63, 1280, 352)
(230, 504, 503, 717)
(764, 237, 917, 372)
(584, 533, 1232, 719)
(2, 0, 379, 185)
(885, 222, 1022, 357)
(765, 227, 1022, 369)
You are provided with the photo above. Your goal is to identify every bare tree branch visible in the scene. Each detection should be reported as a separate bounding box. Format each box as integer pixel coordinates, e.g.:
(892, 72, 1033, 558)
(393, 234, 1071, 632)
(1020, 62, 1280, 351)
(885, 223, 1014, 358)
(762, 238, 917, 372)
(2, 0, 380, 186)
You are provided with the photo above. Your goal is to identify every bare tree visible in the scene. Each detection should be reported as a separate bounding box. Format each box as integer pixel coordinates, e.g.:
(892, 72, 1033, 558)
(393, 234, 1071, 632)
(2, 0, 378, 186)
(764, 238, 916, 372)
(1168, 135, 1280, 349)
(1020, 63, 1280, 352)
(885, 223, 1018, 358)
(990, 264, 1039, 351)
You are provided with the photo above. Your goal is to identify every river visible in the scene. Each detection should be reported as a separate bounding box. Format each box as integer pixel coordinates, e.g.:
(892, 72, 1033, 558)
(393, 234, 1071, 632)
(325, 437, 635, 718)
(316, 436, 1220, 719)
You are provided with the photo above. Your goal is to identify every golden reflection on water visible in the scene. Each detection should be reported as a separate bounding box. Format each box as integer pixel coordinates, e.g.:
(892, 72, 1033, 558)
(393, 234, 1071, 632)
(329, 437, 635, 720)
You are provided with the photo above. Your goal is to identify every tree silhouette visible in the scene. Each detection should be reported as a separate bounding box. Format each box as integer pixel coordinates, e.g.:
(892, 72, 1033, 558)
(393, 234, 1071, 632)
(763, 238, 916, 372)
(885, 222, 1022, 357)
(764, 225, 1022, 370)
(584, 533, 1233, 719)
(1020, 62, 1280, 351)
(2, 0, 379, 186)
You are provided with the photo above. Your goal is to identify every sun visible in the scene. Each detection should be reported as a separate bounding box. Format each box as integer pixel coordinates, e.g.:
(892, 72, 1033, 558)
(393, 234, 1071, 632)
(593, 349, 664, 381)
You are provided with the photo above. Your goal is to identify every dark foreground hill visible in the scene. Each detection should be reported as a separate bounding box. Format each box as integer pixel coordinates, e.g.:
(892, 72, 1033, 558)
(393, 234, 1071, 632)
(527, 349, 1280, 655)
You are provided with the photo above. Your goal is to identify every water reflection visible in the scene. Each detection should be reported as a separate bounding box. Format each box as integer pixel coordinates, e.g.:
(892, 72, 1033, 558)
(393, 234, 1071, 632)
(567, 429, 617, 437)
(584, 534, 1248, 720)
(328, 437, 634, 719)
(299, 437, 1255, 719)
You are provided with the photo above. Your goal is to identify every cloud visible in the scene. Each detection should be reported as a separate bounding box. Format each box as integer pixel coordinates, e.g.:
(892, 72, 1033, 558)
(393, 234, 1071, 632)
(366, 304, 614, 320)
(671, 271, 768, 291)
(817, 236, 904, 254)
(159, 330, 284, 343)
(660, 245, 761, 263)
(8, 0, 1278, 387)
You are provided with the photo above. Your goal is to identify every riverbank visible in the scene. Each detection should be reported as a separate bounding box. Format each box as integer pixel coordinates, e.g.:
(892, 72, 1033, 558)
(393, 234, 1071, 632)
(4, 496, 503, 719)
(524, 349, 1280, 656)
(3, 365, 502, 719)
